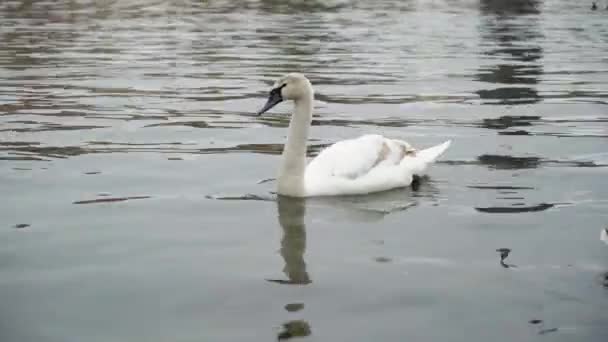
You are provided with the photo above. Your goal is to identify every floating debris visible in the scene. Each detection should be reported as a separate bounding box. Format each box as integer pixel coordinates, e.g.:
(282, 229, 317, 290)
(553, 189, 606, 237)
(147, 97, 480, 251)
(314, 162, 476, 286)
(84, 171, 101, 175)
(284, 303, 304, 312)
(14, 223, 30, 229)
(529, 319, 543, 325)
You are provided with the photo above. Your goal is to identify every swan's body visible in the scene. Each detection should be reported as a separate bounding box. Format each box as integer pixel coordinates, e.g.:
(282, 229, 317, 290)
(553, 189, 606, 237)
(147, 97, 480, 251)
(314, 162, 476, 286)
(257, 73, 451, 197)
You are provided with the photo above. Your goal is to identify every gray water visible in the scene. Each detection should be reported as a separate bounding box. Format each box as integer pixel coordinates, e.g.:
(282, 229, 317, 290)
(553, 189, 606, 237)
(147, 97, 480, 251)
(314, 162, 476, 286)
(1, 0, 608, 341)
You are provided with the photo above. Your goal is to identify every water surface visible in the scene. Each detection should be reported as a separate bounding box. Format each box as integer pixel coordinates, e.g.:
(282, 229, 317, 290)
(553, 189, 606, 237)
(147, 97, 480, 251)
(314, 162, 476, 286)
(1, 1, 608, 341)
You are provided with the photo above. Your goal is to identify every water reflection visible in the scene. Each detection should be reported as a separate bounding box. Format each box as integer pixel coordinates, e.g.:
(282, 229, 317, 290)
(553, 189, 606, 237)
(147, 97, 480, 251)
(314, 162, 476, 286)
(277, 320, 312, 341)
(259, 0, 346, 14)
(266, 196, 311, 285)
(269, 195, 313, 339)
(477, 0, 543, 105)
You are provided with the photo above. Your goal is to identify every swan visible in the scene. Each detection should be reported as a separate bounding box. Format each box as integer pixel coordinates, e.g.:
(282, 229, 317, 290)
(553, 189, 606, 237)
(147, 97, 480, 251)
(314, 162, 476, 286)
(256, 73, 451, 197)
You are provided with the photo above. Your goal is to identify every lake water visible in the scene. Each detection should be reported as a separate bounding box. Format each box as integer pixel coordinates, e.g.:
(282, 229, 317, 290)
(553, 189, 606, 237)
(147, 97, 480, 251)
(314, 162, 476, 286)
(1, 0, 607, 341)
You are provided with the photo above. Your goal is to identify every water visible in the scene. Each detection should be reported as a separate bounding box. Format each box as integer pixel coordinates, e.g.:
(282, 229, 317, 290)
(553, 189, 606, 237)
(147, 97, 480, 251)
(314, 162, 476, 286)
(1, 0, 608, 341)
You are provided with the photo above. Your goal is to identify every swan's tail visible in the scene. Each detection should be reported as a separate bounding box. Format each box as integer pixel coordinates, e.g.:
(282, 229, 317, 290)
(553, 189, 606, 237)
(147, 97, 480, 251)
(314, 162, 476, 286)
(403, 140, 451, 176)
(416, 140, 451, 164)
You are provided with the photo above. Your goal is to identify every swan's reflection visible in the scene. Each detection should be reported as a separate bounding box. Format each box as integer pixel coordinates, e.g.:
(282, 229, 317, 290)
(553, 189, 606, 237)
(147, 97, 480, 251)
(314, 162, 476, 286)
(266, 195, 311, 285)
(264, 180, 439, 285)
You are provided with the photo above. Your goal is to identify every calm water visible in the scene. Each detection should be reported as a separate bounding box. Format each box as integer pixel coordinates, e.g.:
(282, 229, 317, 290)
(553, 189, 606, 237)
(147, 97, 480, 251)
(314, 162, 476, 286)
(1, 0, 608, 341)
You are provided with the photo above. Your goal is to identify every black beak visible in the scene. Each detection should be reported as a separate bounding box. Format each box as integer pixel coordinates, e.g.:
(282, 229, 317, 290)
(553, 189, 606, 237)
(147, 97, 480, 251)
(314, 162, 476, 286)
(256, 85, 285, 115)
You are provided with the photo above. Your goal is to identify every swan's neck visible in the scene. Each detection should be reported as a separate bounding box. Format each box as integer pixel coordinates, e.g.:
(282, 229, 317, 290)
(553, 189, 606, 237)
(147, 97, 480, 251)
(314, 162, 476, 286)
(278, 96, 313, 197)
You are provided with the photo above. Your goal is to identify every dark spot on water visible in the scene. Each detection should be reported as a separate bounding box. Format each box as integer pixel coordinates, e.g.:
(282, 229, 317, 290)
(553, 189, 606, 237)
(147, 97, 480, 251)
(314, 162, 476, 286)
(372, 240, 385, 245)
(198, 143, 330, 157)
(168, 157, 182, 160)
(374, 256, 392, 263)
(468, 185, 534, 190)
(597, 272, 608, 288)
(258, 178, 276, 184)
(497, 196, 525, 200)
(97, 192, 111, 197)
(1, 124, 106, 132)
(284, 303, 304, 312)
(499, 130, 531, 135)
(476, 203, 554, 213)
(501, 261, 516, 268)
(3, 145, 90, 159)
(145, 121, 242, 129)
(439, 158, 606, 169)
(88, 141, 189, 146)
(12, 167, 31, 170)
(479, 115, 540, 129)
(0, 156, 49, 161)
(145, 121, 209, 128)
(0, 141, 41, 146)
(206, 194, 276, 201)
(73, 196, 151, 205)
(411, 174, 421, 191)
(529, 319, 543, 325)
(496, 248, 517, 268)
(14, 223, 30, 229)
(311, 118, 414, 128)
(266, 278, 312, 285)
(84, 171, 100, 175)
(538, 328, 558, 335)
(478, 154, 541, 169)
(496, 248, 511, 262)
(277, 320, 311, 341)
(512, 202, 526, 206)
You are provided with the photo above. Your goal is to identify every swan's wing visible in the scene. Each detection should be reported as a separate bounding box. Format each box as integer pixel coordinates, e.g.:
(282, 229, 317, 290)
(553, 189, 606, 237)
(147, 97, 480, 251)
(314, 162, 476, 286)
(399, 140, 452, 176)
(307, 134, 411, 179)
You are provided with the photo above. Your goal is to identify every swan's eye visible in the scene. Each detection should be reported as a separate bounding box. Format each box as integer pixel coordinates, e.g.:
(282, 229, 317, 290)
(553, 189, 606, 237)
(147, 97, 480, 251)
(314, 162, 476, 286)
(271, 83, 287, 96)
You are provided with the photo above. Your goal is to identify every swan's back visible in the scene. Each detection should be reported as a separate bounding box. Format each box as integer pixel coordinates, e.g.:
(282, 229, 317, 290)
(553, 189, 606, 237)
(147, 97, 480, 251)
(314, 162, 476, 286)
(304, 135, 451, 196)
(306, 134, 388, 179)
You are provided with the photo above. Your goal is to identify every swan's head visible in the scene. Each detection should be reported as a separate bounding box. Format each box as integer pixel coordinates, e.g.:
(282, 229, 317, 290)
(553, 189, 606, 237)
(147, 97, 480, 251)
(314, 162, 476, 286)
(257, 73, 313, 115)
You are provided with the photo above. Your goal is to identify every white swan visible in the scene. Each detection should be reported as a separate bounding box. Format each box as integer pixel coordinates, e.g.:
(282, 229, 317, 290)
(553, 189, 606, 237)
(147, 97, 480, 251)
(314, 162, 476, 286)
(257, 73, 451, 197)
